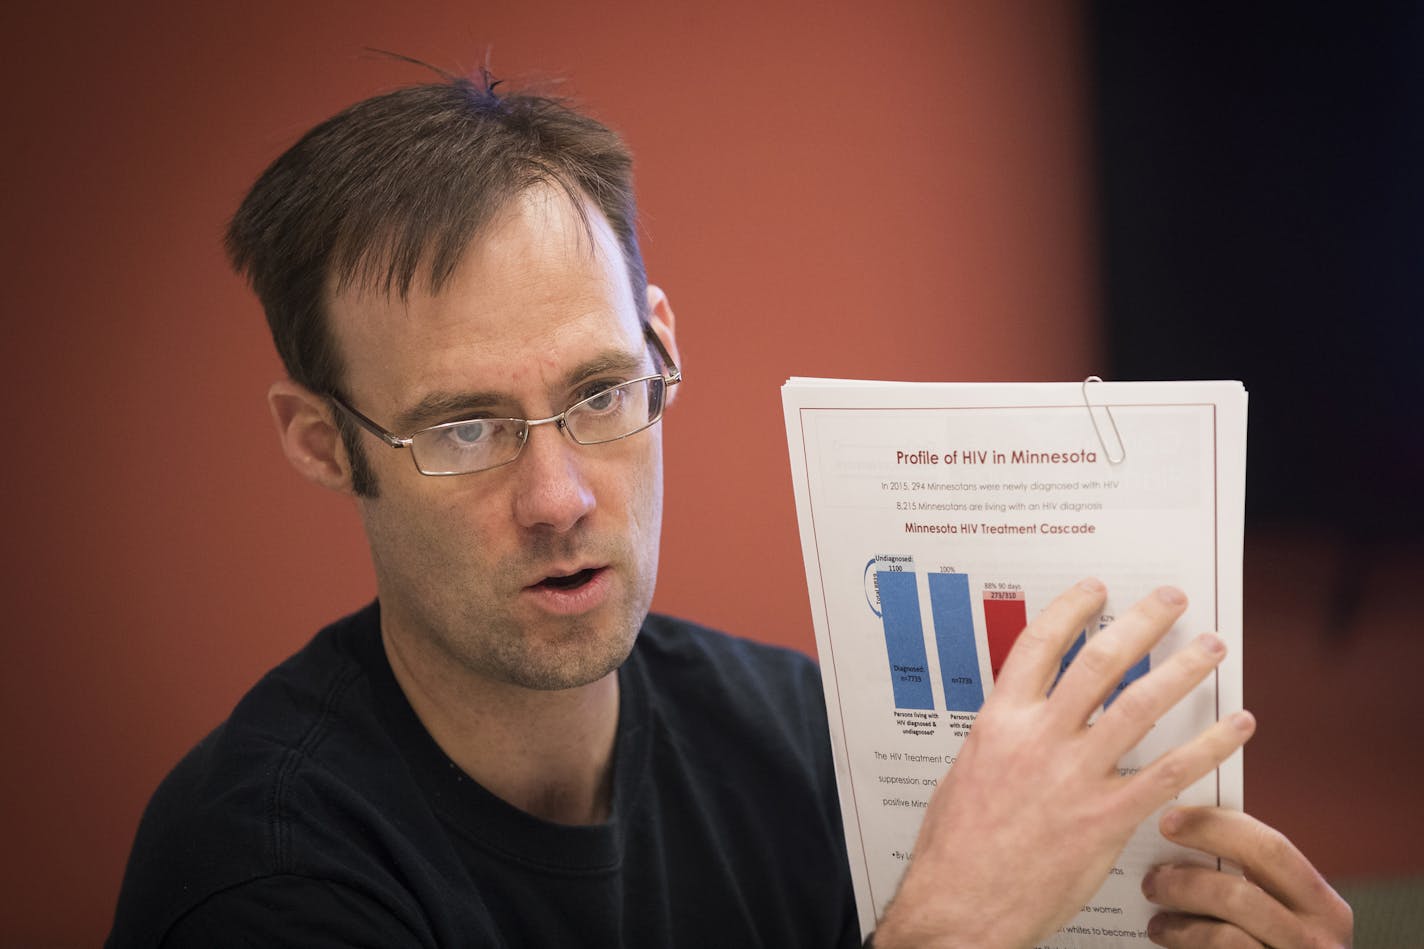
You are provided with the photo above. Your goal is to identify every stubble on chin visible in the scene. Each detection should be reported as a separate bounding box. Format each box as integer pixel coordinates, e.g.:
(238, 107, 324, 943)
(480, 614, 641, 691)
(443, 556, 652, 693)
(475, 522, 658, 692)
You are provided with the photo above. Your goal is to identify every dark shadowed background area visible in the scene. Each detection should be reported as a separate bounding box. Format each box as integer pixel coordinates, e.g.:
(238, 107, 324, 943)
(2, 1, 1418, 944)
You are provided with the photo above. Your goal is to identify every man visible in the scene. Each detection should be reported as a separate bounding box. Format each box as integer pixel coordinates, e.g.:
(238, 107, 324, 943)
(109, 75, 1351, 947)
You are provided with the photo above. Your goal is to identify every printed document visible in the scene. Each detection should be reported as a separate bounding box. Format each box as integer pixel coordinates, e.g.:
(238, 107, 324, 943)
(782, 378, 1247, 947)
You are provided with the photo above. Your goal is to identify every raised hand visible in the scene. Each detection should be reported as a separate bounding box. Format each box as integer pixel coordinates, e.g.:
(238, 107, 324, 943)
(875, 578, 1254, 949)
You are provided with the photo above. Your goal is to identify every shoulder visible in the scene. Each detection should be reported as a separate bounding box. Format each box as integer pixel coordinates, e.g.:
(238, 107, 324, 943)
(157, 875, 429, 949)
(150, 604, 385, 819)
(109, 604, 429, 946)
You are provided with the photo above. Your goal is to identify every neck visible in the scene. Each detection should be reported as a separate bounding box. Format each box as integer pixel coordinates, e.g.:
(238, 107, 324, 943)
(381, 623, 621, 826)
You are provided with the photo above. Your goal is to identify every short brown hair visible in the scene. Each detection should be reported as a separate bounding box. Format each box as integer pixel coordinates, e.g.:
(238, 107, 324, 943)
(226, 75, 646, 494)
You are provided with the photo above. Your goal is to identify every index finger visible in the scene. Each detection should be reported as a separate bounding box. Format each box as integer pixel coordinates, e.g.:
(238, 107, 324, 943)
(1159, 807, 1350, 920)
(992, 578, 1108, 701)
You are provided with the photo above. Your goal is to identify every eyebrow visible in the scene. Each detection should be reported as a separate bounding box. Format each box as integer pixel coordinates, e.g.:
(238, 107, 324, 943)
(392, 346, 652, 432)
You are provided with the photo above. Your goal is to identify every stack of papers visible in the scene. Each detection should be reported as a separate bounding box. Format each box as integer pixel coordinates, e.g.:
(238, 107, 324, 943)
(782, 378, 1248, 947)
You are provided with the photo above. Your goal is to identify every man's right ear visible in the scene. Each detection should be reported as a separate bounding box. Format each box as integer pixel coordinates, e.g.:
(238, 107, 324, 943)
(268, 379, 353, 493)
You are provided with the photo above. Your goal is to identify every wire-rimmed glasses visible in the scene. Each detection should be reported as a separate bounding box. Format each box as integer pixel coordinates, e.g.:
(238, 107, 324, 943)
(328, 325, 681, 476)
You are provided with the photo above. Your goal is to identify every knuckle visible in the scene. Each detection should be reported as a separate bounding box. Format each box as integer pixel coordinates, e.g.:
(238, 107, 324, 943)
(1218, 878, 1259, 921)
(1083, 784, 1127, 826)
(1300, 929, 1346, 949)
(1159, 915, 1258, 949)
(965, 711, 1006, 744)
(1310, 882, 1354, 942)
(1215, 930, 1256, 949)
(1251, 823, 1294, 865)
(1152, 755, 1189, 791)
(1331, 896, 1355, 935)
(1073, 642, 1124, 680)
(1105, 683, 1154, 722)
(965, 706, 1026, 747)
(1174, 920, 1248, 949)
(1015, 622, 1055, 654)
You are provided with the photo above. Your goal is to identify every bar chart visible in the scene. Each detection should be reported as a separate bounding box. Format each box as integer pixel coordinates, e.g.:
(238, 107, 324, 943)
(871, 567, 1152, 714)
(874, 567, 935, 709)
(872, 564, 1007, 713)
(981, 586, 1027, 680)
(926, 573, 985, 712)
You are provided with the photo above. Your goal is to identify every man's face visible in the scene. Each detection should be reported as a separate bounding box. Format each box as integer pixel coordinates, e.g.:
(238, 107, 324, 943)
(326, 185, 670, 692)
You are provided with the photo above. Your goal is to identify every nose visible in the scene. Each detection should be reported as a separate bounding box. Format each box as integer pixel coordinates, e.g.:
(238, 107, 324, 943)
(511, 422, 596, 532)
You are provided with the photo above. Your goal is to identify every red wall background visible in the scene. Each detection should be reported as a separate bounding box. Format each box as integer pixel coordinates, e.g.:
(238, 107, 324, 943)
(2, 2, 1099, 943)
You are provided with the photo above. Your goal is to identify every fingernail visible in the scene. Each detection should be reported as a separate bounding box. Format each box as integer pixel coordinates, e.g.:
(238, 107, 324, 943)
(1199, 632, 1226, 656)
(1230, 710, 1256, 734)
(1160, 809, 1184, 837)
(1078, 577, 1105, 593)
(1155, 586, 1186, 606)
(1141, 867, 1158, 899)
(1147, 914, 1164, 938)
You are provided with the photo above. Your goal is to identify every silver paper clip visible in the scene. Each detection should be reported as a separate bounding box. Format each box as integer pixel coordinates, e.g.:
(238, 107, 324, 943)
(1081, 375, 1126, 465)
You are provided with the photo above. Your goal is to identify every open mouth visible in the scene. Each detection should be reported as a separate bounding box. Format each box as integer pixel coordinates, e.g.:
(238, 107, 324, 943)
(537, 568, 599, 591)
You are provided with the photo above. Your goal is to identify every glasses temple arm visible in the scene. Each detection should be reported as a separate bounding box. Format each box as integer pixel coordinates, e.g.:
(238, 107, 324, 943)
(328, 394, 407, 448)
(642, 323, 682, 385)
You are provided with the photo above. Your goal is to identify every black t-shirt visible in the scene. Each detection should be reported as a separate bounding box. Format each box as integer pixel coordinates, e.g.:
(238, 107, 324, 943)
(107, 603, 860, 947)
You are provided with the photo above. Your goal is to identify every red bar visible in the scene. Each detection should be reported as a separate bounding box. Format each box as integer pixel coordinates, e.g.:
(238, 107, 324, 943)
(982, 591, 1028, 680)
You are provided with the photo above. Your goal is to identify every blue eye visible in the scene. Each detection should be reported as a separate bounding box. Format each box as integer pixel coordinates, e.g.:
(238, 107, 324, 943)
(446, 420, 490, 447)
(582, 386, 622, 413)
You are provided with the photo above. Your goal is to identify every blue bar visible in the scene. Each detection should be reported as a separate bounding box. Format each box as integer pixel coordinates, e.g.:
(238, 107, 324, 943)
(1053, 630, 1088, 690)
(926, 572, 985, 712)
(877, 571, 934, 710)
(1105, 654, 1151, 708)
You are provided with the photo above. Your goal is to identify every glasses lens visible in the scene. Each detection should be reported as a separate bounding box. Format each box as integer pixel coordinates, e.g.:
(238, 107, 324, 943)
(566, 377, 666, 445)
(410, 417, 527, 475)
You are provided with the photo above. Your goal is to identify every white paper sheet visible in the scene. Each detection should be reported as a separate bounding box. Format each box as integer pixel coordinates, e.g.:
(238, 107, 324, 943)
(782, 379, 1247, 947)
